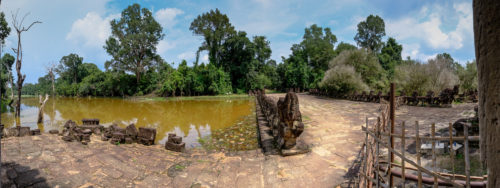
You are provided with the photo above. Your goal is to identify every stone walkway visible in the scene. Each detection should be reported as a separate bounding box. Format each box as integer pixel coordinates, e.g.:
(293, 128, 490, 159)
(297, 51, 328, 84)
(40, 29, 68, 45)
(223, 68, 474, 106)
(1, 94, 475, 188)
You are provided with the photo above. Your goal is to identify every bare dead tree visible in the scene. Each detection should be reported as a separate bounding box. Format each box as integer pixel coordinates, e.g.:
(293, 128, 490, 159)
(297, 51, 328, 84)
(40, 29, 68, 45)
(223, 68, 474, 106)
(37, 93, 48, 123)
(11, 10, 41, 118)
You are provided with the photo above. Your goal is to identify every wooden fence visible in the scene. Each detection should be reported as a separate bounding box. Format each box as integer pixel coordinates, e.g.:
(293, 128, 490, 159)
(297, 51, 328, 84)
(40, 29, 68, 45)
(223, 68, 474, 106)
(358, 116, 487, 187)
(357, 83, 486, 188)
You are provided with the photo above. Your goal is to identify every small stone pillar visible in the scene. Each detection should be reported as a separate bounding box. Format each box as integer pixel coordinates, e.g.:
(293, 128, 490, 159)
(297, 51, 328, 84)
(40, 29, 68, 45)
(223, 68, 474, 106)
(165, 133, 185, 152)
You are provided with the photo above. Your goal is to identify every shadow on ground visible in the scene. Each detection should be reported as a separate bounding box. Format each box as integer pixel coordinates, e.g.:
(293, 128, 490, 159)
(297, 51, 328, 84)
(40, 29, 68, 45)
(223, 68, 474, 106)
(1, 162, 49, 188)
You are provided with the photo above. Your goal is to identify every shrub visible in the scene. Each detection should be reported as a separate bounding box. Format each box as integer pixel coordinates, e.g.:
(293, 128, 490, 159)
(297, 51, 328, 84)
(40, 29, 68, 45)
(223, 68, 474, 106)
(329, 49, 388, 91)
(319, 64, 368, 97)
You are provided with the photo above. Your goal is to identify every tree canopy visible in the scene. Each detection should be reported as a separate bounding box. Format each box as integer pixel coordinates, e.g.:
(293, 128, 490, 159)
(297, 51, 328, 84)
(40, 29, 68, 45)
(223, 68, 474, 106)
(378, 37, 403, 79)
(354, 15, 386, 52)
(190, 8, 235, 67)
(104, 3, 164, 83)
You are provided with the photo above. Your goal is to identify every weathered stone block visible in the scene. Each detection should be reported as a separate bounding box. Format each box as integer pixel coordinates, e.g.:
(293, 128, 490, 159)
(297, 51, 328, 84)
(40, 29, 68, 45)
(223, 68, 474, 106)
(82, 118, 99, 125)
(137, 127, 156, 145)
(30, 129, 41, 136)
(124, 137, 133, 144)
(112, 132, 125, 139)
(62, 135, 73, 142)
(19, 127, 31, 137)
(82, 134, 91, 142)
(74, 133, 83, 142)
(7, 127, 19, 137)
(167, 133, 182, 144)
(165, 142, 185, 152)
(126, 124, 138, 139)
(64, 120, 77, 129)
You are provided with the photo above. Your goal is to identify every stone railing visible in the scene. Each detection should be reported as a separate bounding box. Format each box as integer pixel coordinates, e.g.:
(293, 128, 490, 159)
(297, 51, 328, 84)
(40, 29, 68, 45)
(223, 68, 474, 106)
(255, 90, 308, 156)
(310, 85, 465, 107)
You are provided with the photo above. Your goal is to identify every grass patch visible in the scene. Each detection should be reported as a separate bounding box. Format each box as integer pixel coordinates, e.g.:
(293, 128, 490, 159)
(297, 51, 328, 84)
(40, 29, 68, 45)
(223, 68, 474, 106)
(438, 152, 486, 176)
(175, 164, 185, 170)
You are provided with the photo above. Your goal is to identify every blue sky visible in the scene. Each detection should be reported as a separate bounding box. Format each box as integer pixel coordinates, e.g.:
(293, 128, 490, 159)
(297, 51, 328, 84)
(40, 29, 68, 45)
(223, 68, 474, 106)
(0, 0, 474, 83)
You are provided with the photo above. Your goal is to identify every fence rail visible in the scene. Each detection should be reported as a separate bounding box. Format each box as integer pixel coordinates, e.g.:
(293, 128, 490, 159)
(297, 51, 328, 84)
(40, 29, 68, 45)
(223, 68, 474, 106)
(359, 118, 486, 187)
(357, 84, 485, 188)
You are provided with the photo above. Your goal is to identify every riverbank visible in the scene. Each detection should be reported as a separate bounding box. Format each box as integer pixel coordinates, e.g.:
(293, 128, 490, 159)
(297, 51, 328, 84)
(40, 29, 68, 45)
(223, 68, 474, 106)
(132, 94, 254, 101)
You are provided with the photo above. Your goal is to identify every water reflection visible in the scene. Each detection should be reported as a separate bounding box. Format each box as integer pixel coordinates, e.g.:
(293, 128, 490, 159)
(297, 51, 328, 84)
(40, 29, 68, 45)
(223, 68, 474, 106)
(1, 97, 254, 147)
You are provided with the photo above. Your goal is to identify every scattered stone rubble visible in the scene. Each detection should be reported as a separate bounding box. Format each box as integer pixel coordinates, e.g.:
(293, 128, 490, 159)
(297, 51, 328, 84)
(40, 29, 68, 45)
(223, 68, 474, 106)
(2, 118, 190, 153)
(4, 126, 41, 137)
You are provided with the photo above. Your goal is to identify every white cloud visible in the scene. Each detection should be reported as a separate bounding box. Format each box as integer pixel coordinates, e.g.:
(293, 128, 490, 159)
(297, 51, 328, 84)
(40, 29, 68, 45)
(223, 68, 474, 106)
(202, 54, 209, 62)
(66, 12, 119, 48)
(157, 40, 175, 54)
(154, 8, 184, 29)
(177, 51, 195, 60)
(386, 2, 472, 50)
(401, 43, 436, 62)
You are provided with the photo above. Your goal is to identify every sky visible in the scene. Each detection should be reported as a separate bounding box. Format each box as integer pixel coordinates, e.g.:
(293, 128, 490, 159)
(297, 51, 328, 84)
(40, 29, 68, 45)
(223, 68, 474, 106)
(0, 0, 474, 84)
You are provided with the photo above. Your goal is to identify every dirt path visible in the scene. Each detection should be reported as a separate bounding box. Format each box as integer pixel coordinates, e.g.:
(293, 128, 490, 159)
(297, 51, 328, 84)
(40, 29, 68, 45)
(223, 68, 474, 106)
(1, 94, 474, 188)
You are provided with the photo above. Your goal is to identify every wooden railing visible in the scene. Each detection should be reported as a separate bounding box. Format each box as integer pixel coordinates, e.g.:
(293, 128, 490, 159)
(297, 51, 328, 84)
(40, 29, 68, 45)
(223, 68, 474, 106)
(359, 119, 487, 187)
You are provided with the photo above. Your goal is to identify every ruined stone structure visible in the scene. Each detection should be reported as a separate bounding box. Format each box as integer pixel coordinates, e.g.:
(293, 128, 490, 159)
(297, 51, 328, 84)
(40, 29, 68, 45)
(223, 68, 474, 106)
(82, 118, 99, 125)
(56, 119, 157, 146)
(165, 133, 185, 152)
(255, 91, 307, 155)
(474, 0, 500, 186)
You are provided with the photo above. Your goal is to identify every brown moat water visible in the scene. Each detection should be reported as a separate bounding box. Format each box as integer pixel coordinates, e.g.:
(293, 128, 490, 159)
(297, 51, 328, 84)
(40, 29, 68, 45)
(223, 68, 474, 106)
(1, 97, 255, 147)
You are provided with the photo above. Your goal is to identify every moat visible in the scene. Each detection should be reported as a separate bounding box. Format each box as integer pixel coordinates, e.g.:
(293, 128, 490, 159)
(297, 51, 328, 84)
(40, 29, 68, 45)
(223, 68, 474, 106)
(1, 97, 255, 147)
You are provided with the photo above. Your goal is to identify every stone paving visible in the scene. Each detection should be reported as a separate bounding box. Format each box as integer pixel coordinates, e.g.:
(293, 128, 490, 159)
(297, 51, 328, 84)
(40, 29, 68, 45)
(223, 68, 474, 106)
(0, 93, 475, 188)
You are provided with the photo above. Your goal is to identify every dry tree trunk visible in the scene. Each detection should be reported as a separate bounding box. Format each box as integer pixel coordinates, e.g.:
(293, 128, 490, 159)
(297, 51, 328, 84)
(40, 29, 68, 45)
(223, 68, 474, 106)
(37, 94, 48, 124)
(11, 10, 41, 119)
(474, 0, 500, 187)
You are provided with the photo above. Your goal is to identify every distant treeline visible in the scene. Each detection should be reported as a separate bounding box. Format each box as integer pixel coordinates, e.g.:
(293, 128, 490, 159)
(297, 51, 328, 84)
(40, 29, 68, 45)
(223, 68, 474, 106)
(0, 4, 477, 98)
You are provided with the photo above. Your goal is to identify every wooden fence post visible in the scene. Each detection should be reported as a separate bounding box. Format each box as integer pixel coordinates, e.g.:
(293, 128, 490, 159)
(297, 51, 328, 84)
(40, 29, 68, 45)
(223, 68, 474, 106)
(416, 121, 422, 187)
(389, 83, 395, 187)
(432, 123, 438, 188)
(376, 117, 380, 188)
(364, 118, 369, 187)
(464, 123, 470, 188)
(387, 121, 392, 186)
(401, 121, 406, 188)
(449, 122, 455, 181)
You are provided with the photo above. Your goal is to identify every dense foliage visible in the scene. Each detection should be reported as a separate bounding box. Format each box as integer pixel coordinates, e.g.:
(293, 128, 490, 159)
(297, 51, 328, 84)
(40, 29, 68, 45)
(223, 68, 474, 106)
(4, 6, 476, 99)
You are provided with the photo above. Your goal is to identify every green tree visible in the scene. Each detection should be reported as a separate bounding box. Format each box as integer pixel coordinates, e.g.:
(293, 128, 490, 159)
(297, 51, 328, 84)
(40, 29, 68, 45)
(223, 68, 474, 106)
(457, 61, 478, 92)
(354, 15, 386, 52)
(190, 9, 235, 67)
(279, 48, 310, 91)
(436, 52, 461, 72)
(285, 24, 337, 89)
(253, 36, 272, 70)
(0, 53, 14, 98)
(378, 37, 403, 79)
(56, 53, 84, 84)
(104, 3, 164, 83)
(335, 42, 357, 55)
(0, 11, 10, 52)
(220, 31, 255, 91)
